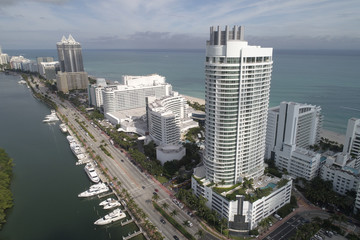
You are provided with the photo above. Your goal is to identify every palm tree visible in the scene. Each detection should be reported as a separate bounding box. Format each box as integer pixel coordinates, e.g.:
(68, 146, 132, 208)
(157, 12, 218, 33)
(195, 229, 203, 239)
(162, 202, 169, 210)
(152, 194, 160, 202)
(170, 209, 178, 217)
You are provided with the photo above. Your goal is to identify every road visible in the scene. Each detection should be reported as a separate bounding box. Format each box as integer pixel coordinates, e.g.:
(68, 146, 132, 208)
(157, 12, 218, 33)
(37, 85, 205, 240)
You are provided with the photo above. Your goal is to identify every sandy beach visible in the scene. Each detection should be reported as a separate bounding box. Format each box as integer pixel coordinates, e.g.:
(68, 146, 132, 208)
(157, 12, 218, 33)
(320, 129, 346, 145)
(182, 94, 205, 105)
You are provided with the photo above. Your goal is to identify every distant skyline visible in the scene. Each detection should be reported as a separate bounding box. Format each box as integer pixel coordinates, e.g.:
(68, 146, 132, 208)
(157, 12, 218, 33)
(0, 0, 359, 50)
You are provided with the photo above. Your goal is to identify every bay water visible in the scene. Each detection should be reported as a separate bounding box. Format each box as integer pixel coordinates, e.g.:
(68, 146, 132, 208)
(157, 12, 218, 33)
(0, 73, 142, 240)
(1, 48, 359, 238)
(6, 49, 360, 134)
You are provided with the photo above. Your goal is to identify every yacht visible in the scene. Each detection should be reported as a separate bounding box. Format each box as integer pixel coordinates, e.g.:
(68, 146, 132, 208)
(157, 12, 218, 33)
(99, 198, 121, 209)
(66, 135, 76, 144)
(59, 123, 67, 133)
(70, 142, 83, 157)
(103, 200, 121, 210)
(78, 183, 109, 197)
(84, 163, 100, 183)
(99, 198, 115, 206)
(94, 208, 126, 225)
(43, 110, 59, 123)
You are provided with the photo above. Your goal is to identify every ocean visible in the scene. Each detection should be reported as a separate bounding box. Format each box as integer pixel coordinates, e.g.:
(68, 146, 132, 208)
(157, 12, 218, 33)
(5, 48, 360, 134)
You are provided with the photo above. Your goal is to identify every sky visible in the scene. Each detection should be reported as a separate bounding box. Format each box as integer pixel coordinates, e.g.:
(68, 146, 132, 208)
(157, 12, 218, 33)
(0, 0, 359, 50)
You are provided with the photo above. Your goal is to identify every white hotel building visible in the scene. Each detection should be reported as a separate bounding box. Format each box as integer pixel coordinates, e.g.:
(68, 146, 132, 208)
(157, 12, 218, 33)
(192, 26, 291, 233)
(102, 74, 172, 123)
(343, 118, 360, 168)
(266, 102, 322, 180)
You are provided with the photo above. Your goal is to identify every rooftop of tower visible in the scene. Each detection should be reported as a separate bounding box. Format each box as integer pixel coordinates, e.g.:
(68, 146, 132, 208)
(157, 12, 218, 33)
(208, 25, 245, 46)
(57, 34, 80, 45)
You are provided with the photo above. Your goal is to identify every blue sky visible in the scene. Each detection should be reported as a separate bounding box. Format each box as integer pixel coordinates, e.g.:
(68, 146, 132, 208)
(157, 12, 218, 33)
(0, 0, 359, 49)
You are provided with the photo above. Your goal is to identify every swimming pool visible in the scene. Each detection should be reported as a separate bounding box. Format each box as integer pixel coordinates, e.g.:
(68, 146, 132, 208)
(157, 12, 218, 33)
(261, 182, 277, 189)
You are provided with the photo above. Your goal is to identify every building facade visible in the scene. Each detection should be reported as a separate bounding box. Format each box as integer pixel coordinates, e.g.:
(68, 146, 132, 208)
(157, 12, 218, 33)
(265, 102, 322, 180)
(343, 118, 360, 168)
(56, 72, 89, 93)
(266, 102, 322, 160)
(320, 153, 359, 195)
(203, 25, 273, 185)
(102, 81, 172, 114)
(56, 35, 88, 93)
(0, 46, 9, 65)
(56, 35, 84, 73)
(88, 78, 108, 108)
(192, 167, 292, 230)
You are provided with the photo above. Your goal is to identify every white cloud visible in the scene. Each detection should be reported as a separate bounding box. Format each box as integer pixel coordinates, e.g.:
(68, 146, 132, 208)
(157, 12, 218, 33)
(0, 0, 359, 49)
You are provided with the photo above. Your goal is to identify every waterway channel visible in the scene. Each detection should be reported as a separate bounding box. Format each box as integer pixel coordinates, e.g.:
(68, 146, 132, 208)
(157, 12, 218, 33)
(0, 73, 144, 240)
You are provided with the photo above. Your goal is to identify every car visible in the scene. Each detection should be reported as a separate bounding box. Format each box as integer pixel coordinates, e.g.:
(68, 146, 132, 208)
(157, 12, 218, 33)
(121, 159, 124, 162)
(153, 192, 157, 195)
(160, 218, 166, 224)
(142, 186, 145, 189)
(155, 188, 159, 192)
(173, 236, 179, 240)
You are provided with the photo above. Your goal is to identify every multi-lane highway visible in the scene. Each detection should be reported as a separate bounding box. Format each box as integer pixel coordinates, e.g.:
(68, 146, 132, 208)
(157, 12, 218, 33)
(41, 88, 206, 240)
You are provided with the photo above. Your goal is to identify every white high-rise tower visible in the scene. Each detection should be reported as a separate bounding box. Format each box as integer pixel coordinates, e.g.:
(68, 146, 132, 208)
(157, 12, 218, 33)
(204, 26, 273, 185)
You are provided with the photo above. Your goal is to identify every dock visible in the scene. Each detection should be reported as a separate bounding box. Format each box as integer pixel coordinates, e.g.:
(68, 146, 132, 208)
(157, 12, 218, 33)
(98, 190, 115, 199)
(121, 218, 134, 226)
(122, 230, 143, 240)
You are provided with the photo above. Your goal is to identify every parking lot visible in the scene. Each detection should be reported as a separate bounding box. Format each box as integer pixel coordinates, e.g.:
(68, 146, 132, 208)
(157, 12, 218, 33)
(264, 214, 306, 240)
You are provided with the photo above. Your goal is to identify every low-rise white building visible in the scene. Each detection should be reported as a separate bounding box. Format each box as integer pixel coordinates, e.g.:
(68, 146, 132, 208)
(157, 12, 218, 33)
(275, 144, 321, 180)
(320, 153, 359, 195)
(156, 144, 186, 164)
(192, 166, 292, 230)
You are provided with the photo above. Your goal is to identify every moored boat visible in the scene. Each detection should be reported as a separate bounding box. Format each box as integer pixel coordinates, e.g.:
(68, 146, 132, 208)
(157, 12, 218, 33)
(78, 183, 109, 198)
(103, 200, 121, 210)
(94, 208, 126, 225)
(59, 123, 67, 133)
(84, 163, 100, 183)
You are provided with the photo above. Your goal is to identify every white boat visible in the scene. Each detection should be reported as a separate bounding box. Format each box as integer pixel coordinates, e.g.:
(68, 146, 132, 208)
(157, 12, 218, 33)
(43, 110, 59, 123)
(99, 198, 115, 206)
(78, 183, 109, 198)
(18, 80, 26, 84)
(84, 163, 100, 183)
(94, 208, 126, 225)
(59, 123, 67, 133)
(66, 135, 75, 143)
(103, 200, 121, 210)
(99, 198, 121, 209)
(70, 142, 83, 156)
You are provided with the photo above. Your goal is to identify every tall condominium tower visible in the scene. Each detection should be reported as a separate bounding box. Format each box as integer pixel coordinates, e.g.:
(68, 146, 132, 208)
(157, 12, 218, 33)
(56, 35, 84, 73)
(204, 26, 273, 185)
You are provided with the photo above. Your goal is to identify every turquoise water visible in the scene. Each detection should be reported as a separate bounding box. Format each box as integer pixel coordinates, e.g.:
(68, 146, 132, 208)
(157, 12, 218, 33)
(6, 49, 360, 134)
(261, 182, 277, 190)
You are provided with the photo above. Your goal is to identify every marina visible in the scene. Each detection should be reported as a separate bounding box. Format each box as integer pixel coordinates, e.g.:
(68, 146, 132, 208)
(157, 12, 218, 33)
(0, 73, 145, 240)
(94, 208, 126, 225)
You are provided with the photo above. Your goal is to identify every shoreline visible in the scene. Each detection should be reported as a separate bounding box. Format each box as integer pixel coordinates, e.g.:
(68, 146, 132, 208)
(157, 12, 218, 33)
(181, 93, 346, 144)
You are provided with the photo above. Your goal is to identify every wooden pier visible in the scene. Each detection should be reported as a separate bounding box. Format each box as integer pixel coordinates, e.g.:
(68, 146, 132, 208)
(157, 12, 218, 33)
(122, 230, 142, 240)
(121, 218, 134, 226)
(98, 190, 115, 199)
